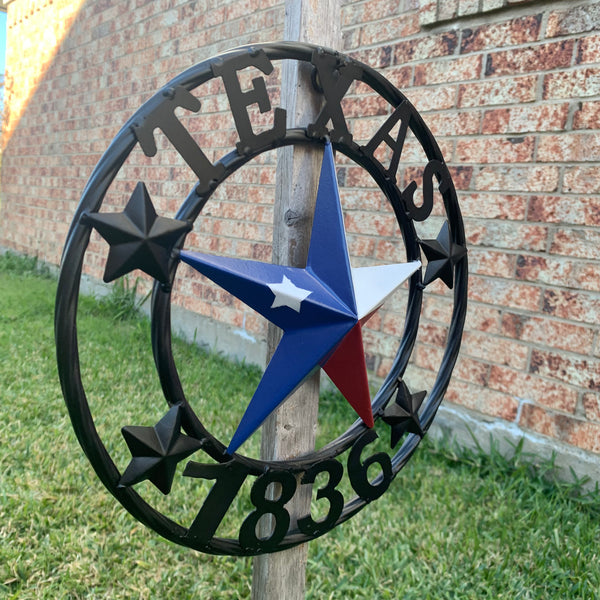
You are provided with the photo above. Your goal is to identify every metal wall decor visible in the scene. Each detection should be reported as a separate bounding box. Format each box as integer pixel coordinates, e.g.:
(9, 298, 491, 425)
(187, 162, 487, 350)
(55, 42, 468, 556)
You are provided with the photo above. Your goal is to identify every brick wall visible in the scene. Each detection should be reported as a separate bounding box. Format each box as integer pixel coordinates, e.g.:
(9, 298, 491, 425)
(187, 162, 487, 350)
(2, 0, 600, 460)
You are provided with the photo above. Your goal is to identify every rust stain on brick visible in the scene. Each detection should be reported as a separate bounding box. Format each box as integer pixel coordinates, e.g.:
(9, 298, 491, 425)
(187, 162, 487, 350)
(501, 312, 527, 338)
(542, 290, 560, 315)
(448, 166, 473, 190)
(440, 32, 459, 55)
(381, 45, 392, 68)
(516, 254, 545, 280)
(484, 54, 495, 77)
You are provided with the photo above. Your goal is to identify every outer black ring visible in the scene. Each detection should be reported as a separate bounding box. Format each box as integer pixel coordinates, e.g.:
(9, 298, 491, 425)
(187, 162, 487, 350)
(55, 42, 467, 555)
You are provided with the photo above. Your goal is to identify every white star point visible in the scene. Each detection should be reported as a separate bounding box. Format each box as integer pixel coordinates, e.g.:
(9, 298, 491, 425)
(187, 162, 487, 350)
(352, 260, 421, 320)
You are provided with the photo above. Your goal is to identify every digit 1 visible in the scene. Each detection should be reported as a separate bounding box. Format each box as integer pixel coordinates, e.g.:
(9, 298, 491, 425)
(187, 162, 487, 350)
(183, 459, 249, 544)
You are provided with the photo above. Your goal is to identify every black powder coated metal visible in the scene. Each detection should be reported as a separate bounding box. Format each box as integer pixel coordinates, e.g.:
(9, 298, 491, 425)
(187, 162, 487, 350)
(55, 42, 468, 556)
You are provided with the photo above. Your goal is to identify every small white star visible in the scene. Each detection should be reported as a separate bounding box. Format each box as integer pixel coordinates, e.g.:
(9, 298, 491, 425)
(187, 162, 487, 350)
(267, 275, 313, 312)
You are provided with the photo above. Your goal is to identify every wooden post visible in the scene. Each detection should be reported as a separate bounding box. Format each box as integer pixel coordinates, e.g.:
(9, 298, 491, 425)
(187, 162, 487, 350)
(251, 1, 340, 599)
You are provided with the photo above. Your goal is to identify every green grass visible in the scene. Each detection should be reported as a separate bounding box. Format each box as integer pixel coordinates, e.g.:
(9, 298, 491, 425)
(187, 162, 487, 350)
(1, 253, 600, 599)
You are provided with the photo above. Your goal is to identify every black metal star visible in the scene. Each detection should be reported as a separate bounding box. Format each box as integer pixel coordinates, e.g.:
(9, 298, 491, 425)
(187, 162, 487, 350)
(419, 221, 467, 289)
(85, 181, 191, 284)
(118, 404, 203, 495)
(381, 380, 426, 449)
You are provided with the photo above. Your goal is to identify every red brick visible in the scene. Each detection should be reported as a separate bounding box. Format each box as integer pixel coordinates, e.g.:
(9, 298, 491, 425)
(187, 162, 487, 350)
(349, 46, 394, 71)
(543, 289, 600, 325)
(563, 166, 600, 194)
(385, 65, 413, 89)
(344, 166, 374, 188)
(5, 0, 600, 463)
(418, 0, 437, 26)
(459, 193, 527, 220)
(342, 95, 389, 120)
(460, 15, 542, 53)
(519, 404, 560, 438)
(453, 356, 490, 387)
(528, 195, 600, 226)
(546, 4, 600, 37)
(583, 393, 600, 423)
(552, 228, 600, 260)
(537, 133, 600, 163)
(475, 165, 559, 192)
(404, 85, 457, 112)
(414, 54, 482, 86)
(543, 67, 600, 100)
(352, 115, 396, 147)
(342, 27, 360, 51)
(341, 188, 383, 211)
(467, 220, 548, 251)
(515, 254, 573, 287)
(469, 276, 541, 311)
(361, 14, 420, 46)
(447, 166, 474, 190)
(562, 419, 600, 454)
(423, 110, 481, 137)
(363, 329, 402, 360)
(445, 380, 519, 421)
(344, 211, 397, 237)
(243, 310, 268, 337)
(573, 262, 600, 293)
(363, 310, 383, 333)
(462, 330, 529, 369)
(456, 135, 535, 163)
(503, 311, 594, 355)
(463, 302, 502, 334)
(530, 350, 600, 391)
(577, 33, 600, 64)
(486, 41, 574, 77)
(469, 248, 516, 278)
(374, 239, 407, 263)
(343, 0, 404, 27)
(482, 103, 569, 134)
(482, 0, 504, 10)
(458, 0, 479, 18)
(489, 365, 578, 413)
(458, 75, 537, 108)
(393, 32, 459, 65)
(423, 295, 459, 325)
(416, 321, 449, 345)
(573, 100, 600, 129)
(523, 408, 600, 454)
(347, 235, 377, 258)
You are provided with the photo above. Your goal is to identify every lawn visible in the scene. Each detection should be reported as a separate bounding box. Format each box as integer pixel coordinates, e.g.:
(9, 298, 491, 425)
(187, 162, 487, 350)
(1, 253, 600, 599)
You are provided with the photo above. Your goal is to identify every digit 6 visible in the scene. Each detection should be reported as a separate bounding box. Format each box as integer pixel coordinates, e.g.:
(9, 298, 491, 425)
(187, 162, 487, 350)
(347, 429, 393, 501)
